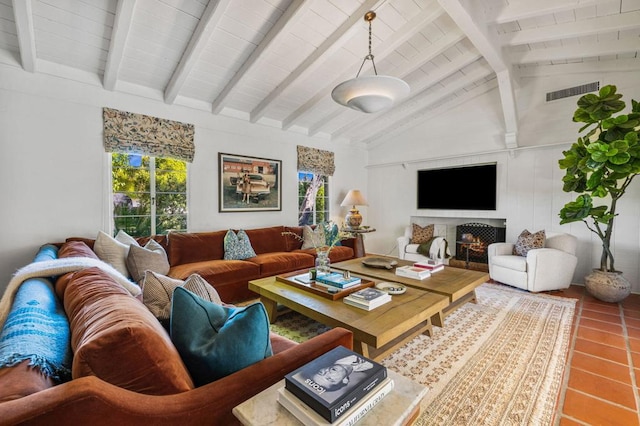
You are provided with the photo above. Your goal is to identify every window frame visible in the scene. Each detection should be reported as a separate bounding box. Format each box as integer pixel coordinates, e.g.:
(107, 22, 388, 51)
(108, 153, 189, 236)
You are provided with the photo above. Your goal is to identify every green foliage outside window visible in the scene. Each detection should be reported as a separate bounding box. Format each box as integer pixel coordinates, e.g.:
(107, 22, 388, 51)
(112, 153, 187, 236)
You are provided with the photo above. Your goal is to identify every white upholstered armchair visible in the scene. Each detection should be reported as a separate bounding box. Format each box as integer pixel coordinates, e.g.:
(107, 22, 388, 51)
(397, 224, 451, 264)
(487, 232, 578, 292)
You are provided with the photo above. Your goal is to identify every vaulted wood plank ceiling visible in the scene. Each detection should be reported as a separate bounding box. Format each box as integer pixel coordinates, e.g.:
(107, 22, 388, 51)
(0, 0, 638, 149)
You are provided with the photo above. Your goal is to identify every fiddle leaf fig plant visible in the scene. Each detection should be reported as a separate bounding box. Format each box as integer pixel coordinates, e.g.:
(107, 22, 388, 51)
(558, 84, 640, 272)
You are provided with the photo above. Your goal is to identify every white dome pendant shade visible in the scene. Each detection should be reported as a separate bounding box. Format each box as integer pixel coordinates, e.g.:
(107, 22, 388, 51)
(331, 11, 410, 114)
(331, 75, 410, 113)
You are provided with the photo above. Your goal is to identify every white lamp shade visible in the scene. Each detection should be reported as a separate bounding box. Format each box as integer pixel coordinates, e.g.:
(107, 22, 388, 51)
(332, 75, 410, 113)
(340, 189, 368, 207)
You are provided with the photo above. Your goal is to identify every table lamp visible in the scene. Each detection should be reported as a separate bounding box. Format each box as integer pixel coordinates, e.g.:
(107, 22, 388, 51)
(340, 190, 368, 229)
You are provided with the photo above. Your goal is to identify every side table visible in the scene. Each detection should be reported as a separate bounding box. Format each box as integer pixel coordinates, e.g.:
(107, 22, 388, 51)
(346, 227, 376, 258)
(232, 369, 426, 426)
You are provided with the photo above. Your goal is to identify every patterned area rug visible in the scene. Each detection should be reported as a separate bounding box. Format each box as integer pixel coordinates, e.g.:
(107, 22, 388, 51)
(269, 282, 576, 425)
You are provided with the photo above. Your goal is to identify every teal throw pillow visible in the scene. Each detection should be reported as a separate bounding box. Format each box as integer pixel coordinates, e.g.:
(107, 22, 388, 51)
(223, 229, 256, 260)
(170, 287, 273, 386)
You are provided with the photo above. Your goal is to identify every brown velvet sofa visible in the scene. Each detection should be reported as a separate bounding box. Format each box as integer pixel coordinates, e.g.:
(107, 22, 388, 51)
(0, 229, 355, 425)
(66, 225, 356, 303)
(163, 225, 356, 302)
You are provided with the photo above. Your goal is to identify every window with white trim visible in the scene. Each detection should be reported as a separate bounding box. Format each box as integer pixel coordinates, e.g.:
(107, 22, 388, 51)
(297, 171, 329, 226)
(112, 153, 187, 236)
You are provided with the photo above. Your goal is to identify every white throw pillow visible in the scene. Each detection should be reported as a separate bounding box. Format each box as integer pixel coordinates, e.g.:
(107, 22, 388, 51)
(94, 230, 139, 278)
(301, 225, 325, 249)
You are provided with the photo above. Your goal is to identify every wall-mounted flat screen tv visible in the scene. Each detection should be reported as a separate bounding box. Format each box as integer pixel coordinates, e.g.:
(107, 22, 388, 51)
(417, 163, 497, 210)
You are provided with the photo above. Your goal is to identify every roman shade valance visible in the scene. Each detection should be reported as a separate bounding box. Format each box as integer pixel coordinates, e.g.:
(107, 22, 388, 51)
(296, 145, 335, 176)
(103, 108, 195, 162)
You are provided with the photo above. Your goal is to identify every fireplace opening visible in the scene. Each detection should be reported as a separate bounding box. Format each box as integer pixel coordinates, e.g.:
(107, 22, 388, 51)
(455, 223, 506, 264)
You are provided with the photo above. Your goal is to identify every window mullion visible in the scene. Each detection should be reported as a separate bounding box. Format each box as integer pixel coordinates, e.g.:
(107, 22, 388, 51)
(150, 157, 156, 234)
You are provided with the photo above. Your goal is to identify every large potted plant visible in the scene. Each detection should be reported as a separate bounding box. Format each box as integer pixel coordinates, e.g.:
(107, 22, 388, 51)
(558, 84, 640, 302)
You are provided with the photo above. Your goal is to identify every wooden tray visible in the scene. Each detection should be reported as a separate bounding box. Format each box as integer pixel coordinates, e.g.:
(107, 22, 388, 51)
(276, 270, 374, 300)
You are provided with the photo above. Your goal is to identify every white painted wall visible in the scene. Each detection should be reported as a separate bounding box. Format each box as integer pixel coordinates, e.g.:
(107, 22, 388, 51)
(2, 64, 639, 296)
(0, 66, 368, 294)
(365, 71, 640, 293)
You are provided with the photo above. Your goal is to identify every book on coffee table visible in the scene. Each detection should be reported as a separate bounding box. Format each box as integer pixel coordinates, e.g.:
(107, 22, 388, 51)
(413, 261, 445, 273)
(315, 272, 362, 288)
(284, 346, 387, 423)
(395, 265, 431, 280)
(277, 376, 394, 426)
(343, 287, 391, 310)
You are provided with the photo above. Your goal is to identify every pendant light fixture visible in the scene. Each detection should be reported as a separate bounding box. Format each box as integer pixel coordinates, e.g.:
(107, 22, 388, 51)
(331, 11, 410, 113)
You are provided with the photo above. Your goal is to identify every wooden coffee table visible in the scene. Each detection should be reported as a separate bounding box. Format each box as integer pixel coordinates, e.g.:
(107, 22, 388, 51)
(332, 255, 489, 317)
(249, 274, 449, 361)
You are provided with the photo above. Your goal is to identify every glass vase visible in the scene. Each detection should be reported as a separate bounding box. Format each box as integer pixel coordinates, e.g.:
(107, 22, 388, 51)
(315, 248, 331, 276)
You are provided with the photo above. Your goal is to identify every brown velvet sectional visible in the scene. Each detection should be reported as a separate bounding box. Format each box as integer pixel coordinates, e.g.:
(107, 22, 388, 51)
(0, 225, 357, 424)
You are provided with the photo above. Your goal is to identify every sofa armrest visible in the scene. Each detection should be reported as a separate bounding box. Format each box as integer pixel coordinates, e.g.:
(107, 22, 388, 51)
(0, 328, 353, 426)
(488, 242, 514, 258)
(526, 248, 578, 292)
(397, 236, 410, 259)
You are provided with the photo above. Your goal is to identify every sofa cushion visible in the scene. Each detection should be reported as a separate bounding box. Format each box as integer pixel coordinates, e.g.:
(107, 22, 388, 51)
(93, 230, 139, 278)
(167, 230, 227, 266)
(223, 229, 256, 260)
(58, 240, 100, 260)
(127, 239, 170, 283)
(142, 271, 223, 321)
(244, 226, 289, 254)
(513, 229, 546, 256)
(63, 267, 194, 395)
(171, 287, 273, 386)
(491, 254, 527, 272)
(410, 223, 434, 244)
(249, 252, 315, 277)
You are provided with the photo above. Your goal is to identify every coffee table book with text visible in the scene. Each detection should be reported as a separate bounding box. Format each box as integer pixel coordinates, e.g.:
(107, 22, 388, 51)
(284, 346, 388, 423)
(278, 376, 394, 426)
(343, 288, 391, 311)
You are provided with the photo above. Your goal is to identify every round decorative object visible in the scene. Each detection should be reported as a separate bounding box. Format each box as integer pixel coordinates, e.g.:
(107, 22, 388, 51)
(584, 269, 630, 303)
(361, 257, 398, 269)
(375, 282, 406, 294)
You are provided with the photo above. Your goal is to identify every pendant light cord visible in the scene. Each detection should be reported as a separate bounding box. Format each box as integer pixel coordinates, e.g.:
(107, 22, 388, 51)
(355, 11, 378, 78)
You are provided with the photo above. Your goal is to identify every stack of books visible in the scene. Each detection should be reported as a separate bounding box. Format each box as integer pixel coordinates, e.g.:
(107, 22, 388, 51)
(315, 272, 362, 289)
(343, 288, 391, 311)
(395, 265, 431, 280)
(413, 261, 445, 273)
(279, 346, 393, 425)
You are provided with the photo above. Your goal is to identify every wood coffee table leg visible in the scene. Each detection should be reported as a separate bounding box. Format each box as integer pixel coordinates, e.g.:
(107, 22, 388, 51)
(260, 297, 279, 323)
(353, 340, 371, 359)
(431, 311, 444, 328)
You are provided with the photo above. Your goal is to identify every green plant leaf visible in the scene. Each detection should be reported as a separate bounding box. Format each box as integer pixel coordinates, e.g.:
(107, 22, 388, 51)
(599, 85, 614, 98)
(608, 151, 631, 165)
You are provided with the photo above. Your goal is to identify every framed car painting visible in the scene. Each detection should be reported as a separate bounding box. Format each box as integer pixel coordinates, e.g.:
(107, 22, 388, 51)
(218, 153, 282, 212)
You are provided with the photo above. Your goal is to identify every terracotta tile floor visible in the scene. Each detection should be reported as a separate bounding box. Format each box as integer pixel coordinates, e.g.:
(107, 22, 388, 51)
(548, 284, 640, 426)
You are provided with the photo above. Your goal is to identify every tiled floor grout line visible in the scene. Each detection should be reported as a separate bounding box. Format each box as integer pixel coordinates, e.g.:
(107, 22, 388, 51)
(619, 302, 640, 425)
(556, 289, 584, 425)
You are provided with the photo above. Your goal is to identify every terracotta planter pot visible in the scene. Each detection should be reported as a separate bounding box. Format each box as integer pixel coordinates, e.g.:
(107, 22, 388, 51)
(584, 269, 630, 303)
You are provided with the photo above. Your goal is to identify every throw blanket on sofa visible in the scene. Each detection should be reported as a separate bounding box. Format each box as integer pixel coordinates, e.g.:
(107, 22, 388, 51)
(0, 278, 72, 381)
(0, 257, 142, 331)
(417, 236, 451, 260)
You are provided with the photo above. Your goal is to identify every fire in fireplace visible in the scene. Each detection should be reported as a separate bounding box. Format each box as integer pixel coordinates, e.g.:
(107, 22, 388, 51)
(455, 223, 506, 264)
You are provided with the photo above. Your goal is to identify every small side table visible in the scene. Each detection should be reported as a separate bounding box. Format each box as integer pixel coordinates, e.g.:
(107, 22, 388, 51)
(345, 227, 376, 258)
(232, 369, 426, 426)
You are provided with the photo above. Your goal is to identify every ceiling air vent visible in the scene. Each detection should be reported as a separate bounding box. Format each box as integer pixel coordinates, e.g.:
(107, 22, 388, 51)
(546, 82, 600, 102)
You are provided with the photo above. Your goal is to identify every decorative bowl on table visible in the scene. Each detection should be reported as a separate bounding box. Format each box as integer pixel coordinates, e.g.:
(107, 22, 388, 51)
(362, 257, 398, 269)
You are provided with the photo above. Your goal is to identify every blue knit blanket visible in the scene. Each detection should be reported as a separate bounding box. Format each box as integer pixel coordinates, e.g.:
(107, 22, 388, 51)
(0, 277, 72, 382)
